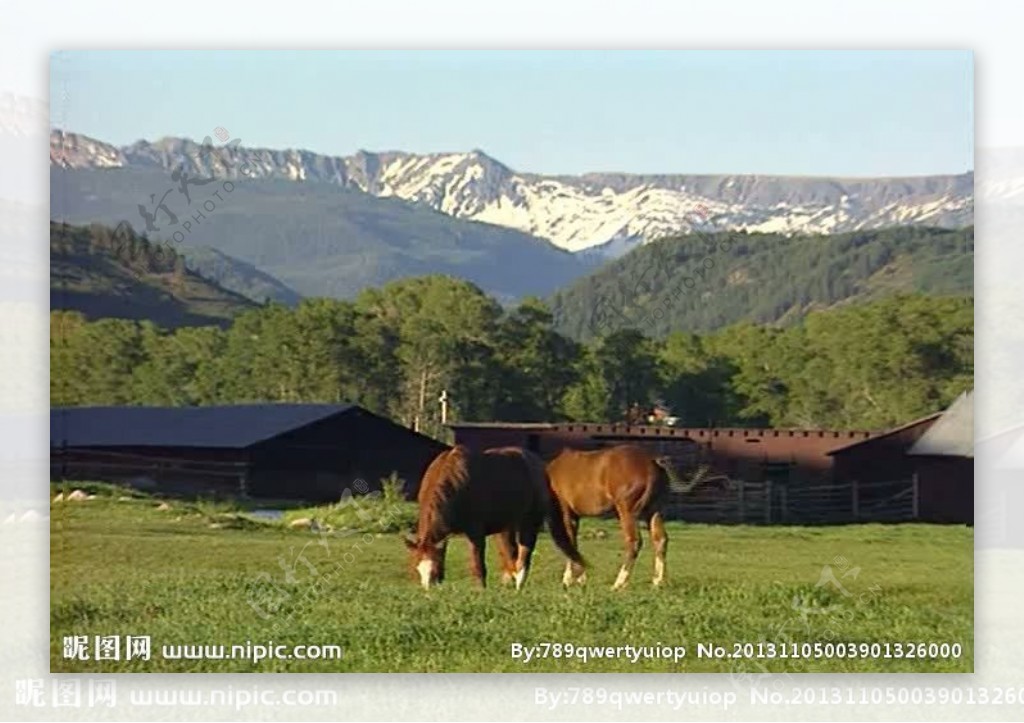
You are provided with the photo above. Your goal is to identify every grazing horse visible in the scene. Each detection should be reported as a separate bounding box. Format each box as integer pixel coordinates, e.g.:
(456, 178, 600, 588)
(405, 445, 585, 590)
(547, 444, 678, 590)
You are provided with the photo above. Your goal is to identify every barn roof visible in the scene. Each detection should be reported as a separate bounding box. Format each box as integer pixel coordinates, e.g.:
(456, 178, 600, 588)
(51, 404, 356, 449)
(909, 391, 974, 458)
(448, 422, 556, 430)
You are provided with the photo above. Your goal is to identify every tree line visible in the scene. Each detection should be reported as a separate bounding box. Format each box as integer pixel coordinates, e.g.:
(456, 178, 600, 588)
(52, 221, 191, 282)
(551, 225, 973, 340)
(51, 273, 972, 439)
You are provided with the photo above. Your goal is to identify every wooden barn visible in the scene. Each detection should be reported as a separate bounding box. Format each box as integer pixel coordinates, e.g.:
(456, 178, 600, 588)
(448, 421, 884, 523)
(449, 421, 877, 483)
(907, 391, 974, 524)
(51, 404, 448, 502)
(450, 398, 969, 525)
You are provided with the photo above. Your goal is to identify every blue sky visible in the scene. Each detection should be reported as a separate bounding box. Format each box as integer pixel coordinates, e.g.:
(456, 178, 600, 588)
(50, 50, 973, 177)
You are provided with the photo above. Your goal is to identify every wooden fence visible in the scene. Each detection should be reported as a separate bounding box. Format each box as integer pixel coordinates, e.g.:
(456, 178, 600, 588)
(663, 477, 918, 524)
(54, 448, 921, 525)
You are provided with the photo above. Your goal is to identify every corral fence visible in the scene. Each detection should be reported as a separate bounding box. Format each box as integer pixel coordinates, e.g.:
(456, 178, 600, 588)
(663, 477, 919, 525)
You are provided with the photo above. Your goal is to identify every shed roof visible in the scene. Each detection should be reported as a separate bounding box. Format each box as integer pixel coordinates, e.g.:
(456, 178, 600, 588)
(826, 410, 942, 456)
(51, 404, 356, 449)
(909, 391, 974, 458)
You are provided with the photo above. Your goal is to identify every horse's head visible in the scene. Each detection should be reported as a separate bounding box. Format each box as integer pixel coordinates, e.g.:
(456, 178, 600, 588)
(404, 534, 447, 589)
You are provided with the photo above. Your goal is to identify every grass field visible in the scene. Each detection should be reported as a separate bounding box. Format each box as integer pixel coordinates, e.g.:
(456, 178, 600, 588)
(50, 487, 973, 673)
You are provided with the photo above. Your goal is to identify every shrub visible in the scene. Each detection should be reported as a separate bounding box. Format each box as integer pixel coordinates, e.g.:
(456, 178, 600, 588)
(281, 474, 418, 534)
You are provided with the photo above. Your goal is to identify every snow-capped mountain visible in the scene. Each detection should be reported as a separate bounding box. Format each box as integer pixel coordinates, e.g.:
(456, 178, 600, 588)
(51, 130, 974, 255)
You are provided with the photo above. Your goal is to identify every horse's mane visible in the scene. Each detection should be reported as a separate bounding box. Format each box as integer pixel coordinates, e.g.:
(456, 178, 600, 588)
(416, 445, 471, 543)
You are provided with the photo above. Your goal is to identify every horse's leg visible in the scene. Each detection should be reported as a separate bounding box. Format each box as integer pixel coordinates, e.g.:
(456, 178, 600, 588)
(496, 531, 517, 586)
(612, 505, 642, 590)
(467, 535, 487, 588)
(513, 522, 540, 591)
(436, 539, 449, 584)
(649, 510, 668, 586)
(561, 508, 584, 586)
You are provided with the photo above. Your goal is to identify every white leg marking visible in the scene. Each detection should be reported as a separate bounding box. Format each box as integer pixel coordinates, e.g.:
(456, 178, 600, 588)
(514, 567, 528, 590)
(416, 559, 434, 590)
(653, 557, 665, 586)
(612, 566, 631, 590)
(562, 561, 575, 587)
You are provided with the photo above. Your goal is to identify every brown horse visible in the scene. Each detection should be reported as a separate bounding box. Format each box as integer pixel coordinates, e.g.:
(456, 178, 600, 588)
(547, 444, 676, 590)
(405, 445, 585, 590)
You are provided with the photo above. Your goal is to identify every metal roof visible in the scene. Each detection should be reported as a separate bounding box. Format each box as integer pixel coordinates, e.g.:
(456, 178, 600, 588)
(909, 391, 974, 458)
(826, 411, 942, 456)
(51, 404, 356, 449)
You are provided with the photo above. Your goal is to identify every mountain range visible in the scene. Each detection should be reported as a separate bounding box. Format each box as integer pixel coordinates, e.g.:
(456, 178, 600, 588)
(51, 130, 974, 256)
(49, 129, 977, 317)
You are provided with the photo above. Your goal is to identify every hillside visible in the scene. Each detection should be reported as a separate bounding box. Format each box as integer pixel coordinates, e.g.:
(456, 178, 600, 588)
(49, 166, 595, 302)
(550, 225, 974, 340)
(181, 246, 302, 306)
(51, 222, 257, 327)
(52, 130, 974, 256)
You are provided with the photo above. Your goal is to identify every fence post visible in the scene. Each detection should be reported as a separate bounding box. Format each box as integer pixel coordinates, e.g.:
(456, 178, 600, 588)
(851, 479, 859, 522)
(737, 478, 745, 524)
(764, 479, 773, 525)
(912, 473, 919, 520)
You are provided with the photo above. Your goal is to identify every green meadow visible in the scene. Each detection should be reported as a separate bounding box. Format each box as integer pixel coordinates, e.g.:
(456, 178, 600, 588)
(50, 486, 972, 673)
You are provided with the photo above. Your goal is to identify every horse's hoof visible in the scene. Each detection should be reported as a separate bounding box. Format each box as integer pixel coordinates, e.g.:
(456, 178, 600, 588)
(612, 568, 630, 590)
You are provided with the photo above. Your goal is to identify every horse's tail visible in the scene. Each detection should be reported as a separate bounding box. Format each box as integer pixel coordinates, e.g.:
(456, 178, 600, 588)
(654, 457, 733, 496)
(545, 488, 586, 569)
(522, 450, 585, 569)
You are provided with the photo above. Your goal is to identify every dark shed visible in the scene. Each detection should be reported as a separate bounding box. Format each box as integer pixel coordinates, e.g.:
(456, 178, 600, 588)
(908, 391, 974, 524)
(828, 412, 942, 484)
(51, 404, 448, 502)
(826, 411, 942, 516)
